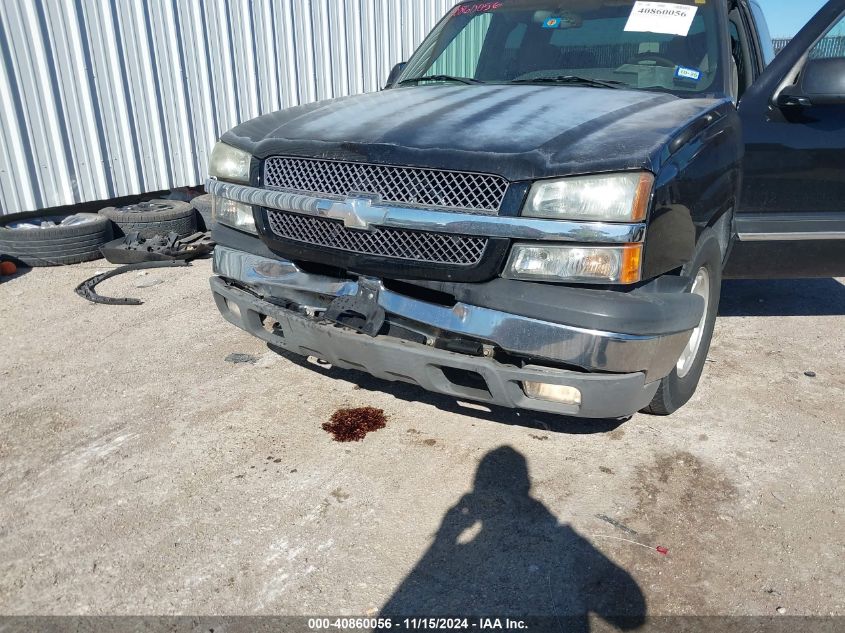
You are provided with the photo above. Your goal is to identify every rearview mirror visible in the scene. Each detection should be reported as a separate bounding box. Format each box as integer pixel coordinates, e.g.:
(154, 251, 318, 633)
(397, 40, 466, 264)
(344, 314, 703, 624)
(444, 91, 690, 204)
(385, 62, 407, 89)
(778, 57, 845, 107)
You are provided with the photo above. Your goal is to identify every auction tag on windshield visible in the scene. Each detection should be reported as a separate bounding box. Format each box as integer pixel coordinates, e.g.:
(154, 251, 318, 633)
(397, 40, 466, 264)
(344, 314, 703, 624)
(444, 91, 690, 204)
(625, 1, 698, 37)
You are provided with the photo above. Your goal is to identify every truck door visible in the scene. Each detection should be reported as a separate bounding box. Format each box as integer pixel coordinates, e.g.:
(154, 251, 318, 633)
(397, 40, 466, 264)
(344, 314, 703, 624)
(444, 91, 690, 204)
(727, 0, 845, 279)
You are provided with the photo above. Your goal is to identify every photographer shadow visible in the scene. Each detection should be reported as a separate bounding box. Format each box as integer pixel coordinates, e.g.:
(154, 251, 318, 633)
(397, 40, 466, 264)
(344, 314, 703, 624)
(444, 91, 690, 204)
(380, 446, 646, 631)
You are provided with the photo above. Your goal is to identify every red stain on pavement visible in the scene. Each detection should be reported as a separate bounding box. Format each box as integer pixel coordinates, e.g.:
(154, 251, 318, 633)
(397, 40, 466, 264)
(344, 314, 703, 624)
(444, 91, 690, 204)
(323, 407, 387, 442)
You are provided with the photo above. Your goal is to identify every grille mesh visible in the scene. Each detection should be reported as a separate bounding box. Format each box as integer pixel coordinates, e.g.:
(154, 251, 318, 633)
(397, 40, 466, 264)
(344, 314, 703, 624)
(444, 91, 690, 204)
(267, 210, 487, 266)
(264, 156, 508, 214)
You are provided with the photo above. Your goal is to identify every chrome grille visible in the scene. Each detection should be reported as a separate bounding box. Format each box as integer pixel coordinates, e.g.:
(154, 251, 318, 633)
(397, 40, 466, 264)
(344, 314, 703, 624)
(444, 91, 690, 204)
(266, 210, 487, 266)
(263, 157, 508, 215)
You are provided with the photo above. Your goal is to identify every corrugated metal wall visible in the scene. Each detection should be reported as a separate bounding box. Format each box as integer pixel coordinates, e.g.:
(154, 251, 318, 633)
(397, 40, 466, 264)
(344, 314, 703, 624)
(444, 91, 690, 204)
(0, 0, 458, 216)
(772, 38, 790, 54)
(773, 35, 845, 57)
(426, 10, 490, 79)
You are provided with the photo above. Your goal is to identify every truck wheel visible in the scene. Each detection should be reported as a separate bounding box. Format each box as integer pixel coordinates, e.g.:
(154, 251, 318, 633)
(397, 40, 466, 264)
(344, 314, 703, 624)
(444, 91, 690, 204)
(643, 229, 722, 416)
(99, 200, 197, 238)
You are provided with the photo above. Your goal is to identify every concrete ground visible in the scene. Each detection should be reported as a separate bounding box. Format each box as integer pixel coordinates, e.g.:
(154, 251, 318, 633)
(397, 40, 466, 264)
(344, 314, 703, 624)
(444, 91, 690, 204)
(0, 260, 842, 619)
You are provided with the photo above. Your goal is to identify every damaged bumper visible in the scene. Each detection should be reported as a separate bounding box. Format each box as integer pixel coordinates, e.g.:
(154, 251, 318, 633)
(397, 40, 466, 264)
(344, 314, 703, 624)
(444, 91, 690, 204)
(211, 246, 702, 419)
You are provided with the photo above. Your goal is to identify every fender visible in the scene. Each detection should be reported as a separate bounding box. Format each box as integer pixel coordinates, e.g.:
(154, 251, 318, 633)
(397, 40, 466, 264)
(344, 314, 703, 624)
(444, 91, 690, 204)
(642, 102, 743, 279)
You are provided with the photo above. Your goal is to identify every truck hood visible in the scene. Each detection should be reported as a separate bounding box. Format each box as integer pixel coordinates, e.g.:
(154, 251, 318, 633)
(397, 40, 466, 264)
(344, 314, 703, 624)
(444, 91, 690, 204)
(223, 84, 730, 182)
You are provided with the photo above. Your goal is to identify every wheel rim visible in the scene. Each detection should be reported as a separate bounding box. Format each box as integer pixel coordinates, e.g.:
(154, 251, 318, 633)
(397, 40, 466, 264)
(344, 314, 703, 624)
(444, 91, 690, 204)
(677, 267, 711, 379)
(122, 202, 170, 213)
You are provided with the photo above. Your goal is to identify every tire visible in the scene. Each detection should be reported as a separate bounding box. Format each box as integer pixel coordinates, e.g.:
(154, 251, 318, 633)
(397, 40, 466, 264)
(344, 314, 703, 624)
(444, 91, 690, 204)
(99, 199, 197, 238)
(642, 229, 723, 416)
(0, 211, 111, 267)
(191, 194, 213, 231)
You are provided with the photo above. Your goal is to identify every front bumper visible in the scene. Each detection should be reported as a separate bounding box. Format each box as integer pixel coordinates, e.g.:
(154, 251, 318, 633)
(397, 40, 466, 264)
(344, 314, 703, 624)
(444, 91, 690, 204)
(211, 246, 700, 419)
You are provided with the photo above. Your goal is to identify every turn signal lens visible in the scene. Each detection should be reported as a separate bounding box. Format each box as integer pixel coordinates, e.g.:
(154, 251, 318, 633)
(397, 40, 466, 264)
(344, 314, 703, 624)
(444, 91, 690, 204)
(504, 243, 642, 284)
(212, 197, 258, 234)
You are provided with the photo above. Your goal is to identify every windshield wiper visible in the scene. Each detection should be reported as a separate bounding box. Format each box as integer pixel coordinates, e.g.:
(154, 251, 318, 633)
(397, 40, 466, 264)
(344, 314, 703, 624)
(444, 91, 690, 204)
(399, 74, 484, 86)
(510, 75, 625, 89)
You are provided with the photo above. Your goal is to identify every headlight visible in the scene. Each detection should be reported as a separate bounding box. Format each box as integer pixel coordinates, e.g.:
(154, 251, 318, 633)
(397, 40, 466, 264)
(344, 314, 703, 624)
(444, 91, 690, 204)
(504, 244, 642, 284)
(212, 197, 257, 234)
(209, 142, 251, 184)
(523, 172, 653, 222)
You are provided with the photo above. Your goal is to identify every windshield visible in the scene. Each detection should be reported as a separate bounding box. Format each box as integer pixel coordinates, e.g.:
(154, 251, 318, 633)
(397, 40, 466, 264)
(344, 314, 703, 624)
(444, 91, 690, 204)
(400, 0, 725, 95)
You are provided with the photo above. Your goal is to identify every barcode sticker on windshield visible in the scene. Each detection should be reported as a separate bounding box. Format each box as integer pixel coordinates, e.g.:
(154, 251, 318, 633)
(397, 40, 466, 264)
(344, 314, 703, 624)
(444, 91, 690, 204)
(625, 2, 698, 36)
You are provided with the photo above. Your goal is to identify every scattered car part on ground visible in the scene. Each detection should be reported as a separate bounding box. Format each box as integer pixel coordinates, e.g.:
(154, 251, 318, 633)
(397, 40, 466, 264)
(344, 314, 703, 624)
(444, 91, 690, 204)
(0, 211, 111, 267)
(225, 353, 259, 365)
(99, 200, 197, 239)
(100, 231, 215, 265)
(75, 260, 189, 306)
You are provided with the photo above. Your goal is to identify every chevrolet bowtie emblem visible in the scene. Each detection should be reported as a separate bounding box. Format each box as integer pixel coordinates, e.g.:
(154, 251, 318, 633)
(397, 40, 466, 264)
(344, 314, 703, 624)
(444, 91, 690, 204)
(316, 195, 387, 231)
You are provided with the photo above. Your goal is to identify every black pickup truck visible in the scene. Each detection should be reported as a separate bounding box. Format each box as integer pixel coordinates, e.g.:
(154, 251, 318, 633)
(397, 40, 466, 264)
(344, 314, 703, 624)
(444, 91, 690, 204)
(207, 0, 845, 419)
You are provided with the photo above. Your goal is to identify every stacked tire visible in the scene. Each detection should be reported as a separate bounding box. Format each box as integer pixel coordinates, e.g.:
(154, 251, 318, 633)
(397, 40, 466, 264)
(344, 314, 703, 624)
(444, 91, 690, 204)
(0, 212, 111, 267)
(99, 200, 197, 238)
(190, 194, 213, 231)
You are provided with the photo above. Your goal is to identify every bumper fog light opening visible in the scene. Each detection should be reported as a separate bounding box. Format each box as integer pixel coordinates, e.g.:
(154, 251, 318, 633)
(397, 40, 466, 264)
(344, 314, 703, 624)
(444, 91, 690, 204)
(522, 382, 582, 406)
(224, 298, 242, 321)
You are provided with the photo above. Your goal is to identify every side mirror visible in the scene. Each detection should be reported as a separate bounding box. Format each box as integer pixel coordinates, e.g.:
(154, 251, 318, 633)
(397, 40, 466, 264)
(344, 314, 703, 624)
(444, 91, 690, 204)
(385, 62, 407, 89)
(777, 57, 845, 107)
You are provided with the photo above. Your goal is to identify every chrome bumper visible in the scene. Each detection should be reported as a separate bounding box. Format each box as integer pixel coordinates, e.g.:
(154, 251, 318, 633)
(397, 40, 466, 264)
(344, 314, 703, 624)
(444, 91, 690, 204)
(205, 178, 646, 244)
(213, 246, 692, 379)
